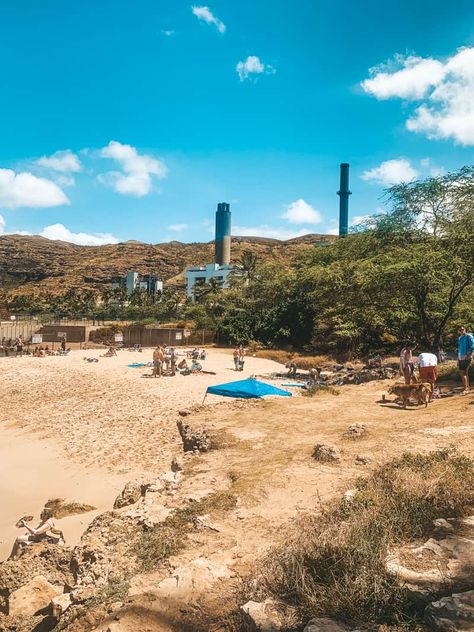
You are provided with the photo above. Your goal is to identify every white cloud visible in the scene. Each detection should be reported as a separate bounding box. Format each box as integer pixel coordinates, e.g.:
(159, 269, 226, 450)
(236, 55, 276, 81)
(350, 214, 372, 226)
(168, 223, 188, 232)
(281, 199, 322, 224)
(420, 158, 445, 177)
(99, 141, 168, 197)
(233, 224, 309, 240)
(191, 6, 226, 33)
(361, 47, 474, 145)
(161, 29, 175, 36)
(0, 168, 70, 209)
(39, 223, 118, 246)
(36, 149, 82, 173)
(361, 158, 419, 186)
(0, 214, 5, 234)
(361, 55, 445, 100)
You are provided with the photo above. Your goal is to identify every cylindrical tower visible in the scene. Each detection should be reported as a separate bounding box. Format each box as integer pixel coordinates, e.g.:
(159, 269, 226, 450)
(215, 202, 231, 265)
(337, 163, 351, 237)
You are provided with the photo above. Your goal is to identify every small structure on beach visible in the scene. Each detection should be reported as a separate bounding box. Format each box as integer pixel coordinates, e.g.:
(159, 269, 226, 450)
(206, 378, 292, 399)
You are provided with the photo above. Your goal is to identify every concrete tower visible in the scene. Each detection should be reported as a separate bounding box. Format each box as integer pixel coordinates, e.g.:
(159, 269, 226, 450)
(215, 202, 231, 265)
(337, 163, 351, 237)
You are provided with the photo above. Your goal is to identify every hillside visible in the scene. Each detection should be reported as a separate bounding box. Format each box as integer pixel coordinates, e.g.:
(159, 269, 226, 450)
(0, 233, 336, 296)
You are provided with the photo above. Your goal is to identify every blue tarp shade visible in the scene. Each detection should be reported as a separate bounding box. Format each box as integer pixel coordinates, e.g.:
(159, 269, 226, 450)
(206, 378, 292, 399)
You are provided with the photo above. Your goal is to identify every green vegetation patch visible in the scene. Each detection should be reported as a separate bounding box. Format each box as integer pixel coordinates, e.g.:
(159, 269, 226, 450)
(260, 449, 474, 628)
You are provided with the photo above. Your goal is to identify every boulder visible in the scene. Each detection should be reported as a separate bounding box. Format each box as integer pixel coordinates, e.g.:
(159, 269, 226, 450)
(8, 575, 62, 617)
(241, 599, 283, 631)
(304, 618, 352, 632)
(113, 480, 143, 509)
(424, 590, 474, 630)
(176, 419, 212, 452)
(343, 424, 367, 439)
(312, 444, 340, 463)
(51, 592, 71, 618)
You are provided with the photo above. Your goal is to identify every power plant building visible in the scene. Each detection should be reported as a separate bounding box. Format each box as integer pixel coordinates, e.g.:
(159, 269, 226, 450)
(112, 272, 163, 296)
(185, 203, 234, 299)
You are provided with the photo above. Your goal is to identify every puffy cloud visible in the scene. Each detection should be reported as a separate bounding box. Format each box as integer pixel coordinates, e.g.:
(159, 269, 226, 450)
(99, 141, 168, 197)
(39, 223, 118, 246)
(36, 149, 82, 173)
(236, 55, 276, 81)
(191, 6, 226, 33)
(361, 47, 474, 145)
(0, 168, 70, 209)
(168, 223, 188, 232)
(281, 199, 322, 224)
(0, 214, 5, 234)
(233, 224, 309, 240)
(361, 55, 445, 100)
(361, 158, 419, 185)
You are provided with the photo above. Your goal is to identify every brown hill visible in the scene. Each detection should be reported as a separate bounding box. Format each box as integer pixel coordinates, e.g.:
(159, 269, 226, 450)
(0, 233, 337, 296)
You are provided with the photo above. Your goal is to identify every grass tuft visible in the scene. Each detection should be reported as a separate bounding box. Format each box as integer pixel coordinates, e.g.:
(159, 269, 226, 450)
(259, 449, 474, 627)
(302, 384, 340, 397)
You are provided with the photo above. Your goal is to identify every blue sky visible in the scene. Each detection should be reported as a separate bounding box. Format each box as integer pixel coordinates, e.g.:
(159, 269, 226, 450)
(0, 0, 473, 245)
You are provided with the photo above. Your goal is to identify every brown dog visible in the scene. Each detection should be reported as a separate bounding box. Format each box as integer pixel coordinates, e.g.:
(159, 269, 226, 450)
(388, 382, 433, 408)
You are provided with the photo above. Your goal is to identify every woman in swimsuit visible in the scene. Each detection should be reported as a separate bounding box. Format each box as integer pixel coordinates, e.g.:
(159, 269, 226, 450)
(9, 508, 62, 560)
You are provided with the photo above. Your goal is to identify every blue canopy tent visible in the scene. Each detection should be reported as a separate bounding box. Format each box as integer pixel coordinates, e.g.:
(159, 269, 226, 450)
(205, 378, 292, 400)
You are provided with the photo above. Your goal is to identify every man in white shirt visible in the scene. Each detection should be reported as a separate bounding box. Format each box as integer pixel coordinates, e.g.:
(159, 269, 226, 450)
(418, 351, 438, 384)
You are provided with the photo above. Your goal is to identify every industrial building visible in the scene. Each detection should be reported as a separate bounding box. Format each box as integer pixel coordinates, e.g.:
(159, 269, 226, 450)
(185, 202, 234, 299)
(112, 271, 163, 296)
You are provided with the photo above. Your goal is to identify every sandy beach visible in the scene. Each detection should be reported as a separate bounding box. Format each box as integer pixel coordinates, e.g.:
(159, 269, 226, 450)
(0, 348, 284, 560)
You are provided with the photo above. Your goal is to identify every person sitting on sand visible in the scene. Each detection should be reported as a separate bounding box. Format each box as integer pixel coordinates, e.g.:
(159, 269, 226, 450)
(177, 358, 188, 371)
(190, 360, 202, 372)
(9, 508, 64, 560)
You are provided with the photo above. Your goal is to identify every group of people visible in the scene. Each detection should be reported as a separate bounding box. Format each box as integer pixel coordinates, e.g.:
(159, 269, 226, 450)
(151, 345, 204, 377)
(399, 326, 474, 394)
(233, 345, 246, 371)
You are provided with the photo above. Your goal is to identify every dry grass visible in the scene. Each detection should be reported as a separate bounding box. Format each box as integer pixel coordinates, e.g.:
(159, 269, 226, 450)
(302, 384, 340, 397)
(135, 490, 237, 571)
(260, 449, 474, 628)
(254, 350, 335, 370)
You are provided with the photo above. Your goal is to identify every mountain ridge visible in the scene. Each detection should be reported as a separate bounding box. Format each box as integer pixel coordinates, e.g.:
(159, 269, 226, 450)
(0, 233, 337, 295)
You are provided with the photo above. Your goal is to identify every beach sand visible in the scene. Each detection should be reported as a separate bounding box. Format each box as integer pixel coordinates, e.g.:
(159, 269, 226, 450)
(0, 348, 284, 560)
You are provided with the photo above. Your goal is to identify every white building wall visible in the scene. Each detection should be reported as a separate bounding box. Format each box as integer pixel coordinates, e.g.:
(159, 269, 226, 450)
(185, 263, 233, 299)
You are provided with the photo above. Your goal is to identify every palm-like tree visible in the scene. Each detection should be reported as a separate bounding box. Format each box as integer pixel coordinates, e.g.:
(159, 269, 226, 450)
(234, 250, 258, 284)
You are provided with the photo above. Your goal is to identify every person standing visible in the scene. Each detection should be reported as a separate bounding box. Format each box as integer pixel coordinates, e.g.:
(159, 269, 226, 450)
(238, 345, 246, 371)
(233, 346, 240, 371)
(14, 336, 24, 357)
(153, 346, 164, 378)
(399, 342, 415, 385)
(417, 351, 438, 398)
(457, 326, 474, 394)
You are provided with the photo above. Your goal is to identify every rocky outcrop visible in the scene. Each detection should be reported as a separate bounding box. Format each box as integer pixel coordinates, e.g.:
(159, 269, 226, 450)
(425, 590, 474, 630)
(8, 575, 62, 616)
(241, 599, 284, 631)
(343, 424, 367, 439)
(312, 444, 340, 463)
(113, 480, 145, 509)
(304, 618, 352, 632)
(177, 419, 212, 453)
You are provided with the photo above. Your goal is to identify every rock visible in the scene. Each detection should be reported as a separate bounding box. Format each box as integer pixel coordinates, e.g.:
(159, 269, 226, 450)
(355, 455, 370, 465)
(304, 618, 352, 632)
(51, 592, 71, 618)
(176, 419, 212, 453)
(343, 424, 367, 439)
(433, 518, 455, 534)
(8, 575, 62, 617)
(424, 590, 474, 630)
(113, 480, 143, 509)
(155, 557, 232, 602)
(178, 409, 191, 417)
(171, 456, 184, 472)
(312, 443, 340, 463)
(241, 599, 283, 631)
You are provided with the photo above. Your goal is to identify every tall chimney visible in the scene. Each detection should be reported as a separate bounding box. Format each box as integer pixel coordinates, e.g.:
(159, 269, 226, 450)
(215, 202, 231, 265)
(337, 163, 351, 237)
